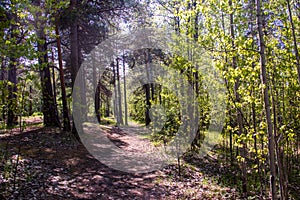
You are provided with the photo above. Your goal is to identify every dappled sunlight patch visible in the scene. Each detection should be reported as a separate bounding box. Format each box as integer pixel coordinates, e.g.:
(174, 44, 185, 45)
(44, 148, 55, 153)
(64, 157, 81, 166)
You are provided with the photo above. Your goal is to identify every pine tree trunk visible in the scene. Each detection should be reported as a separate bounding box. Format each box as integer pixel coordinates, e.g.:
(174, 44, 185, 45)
(55, 24, 71, 131)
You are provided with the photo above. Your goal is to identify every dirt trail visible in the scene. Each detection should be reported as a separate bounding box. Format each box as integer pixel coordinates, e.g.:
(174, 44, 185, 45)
(0, 122, 238, 199)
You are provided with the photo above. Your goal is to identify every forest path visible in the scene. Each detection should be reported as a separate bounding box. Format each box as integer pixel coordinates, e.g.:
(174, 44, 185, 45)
(0, 122, 239, 199)
(97, 122, 156, 154)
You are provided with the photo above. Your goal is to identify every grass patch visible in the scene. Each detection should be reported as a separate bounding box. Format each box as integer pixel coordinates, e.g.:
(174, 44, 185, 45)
(99, 117, 116, 125)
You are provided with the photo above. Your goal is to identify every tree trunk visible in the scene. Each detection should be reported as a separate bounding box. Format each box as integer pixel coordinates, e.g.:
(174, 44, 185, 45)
(51, 50, 57, 110)
(70, 0, 82, 139)
(112, 62, 120, 125)
(271, 72, 288, 199)
(221, 10, 234, 167)
(256, 0, 277, 198)
(144, 50, 151, 126)
(0, 64, 6, 120)
(249, 0, 263, 194)
(116, 58, 123, 125)
(55, 24, 71, 131)
(34, 0, 60, 127)
(70, 0, 79, 86)
(7, 24, 18, 127)
(123, 55, 128, 125)
(29, 85, 33, 116)
(37, 30, 60, 127)
(144, 84, 151, 126)
(7, 59, 17, 127)
(95, 81, 101, 123)
(92, 51, 101, 123)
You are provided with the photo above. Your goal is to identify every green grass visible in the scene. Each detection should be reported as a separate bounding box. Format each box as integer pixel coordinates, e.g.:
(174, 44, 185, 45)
(99, 117, 116, 125)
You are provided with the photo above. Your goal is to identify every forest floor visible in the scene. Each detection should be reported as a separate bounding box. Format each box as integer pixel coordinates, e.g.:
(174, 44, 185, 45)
(0, 119, 242, 199)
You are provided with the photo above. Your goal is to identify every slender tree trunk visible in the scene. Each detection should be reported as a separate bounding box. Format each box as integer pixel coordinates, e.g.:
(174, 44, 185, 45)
(80, 60, 87, 122)
(112, 62, 120, 125)
(92, 51, 101, 123)
(229, 110, 234, 164)
(70, 0, 81, 139)
(252, 97, 264, 195)
(229, 0, 248, 195)
(144, 84, 151, 126)
(272, 94, 286, 200)
(95, 81, 101, 123)
(249, 0, 263, 194)
(287, 0, 300, 85)
(70, 0, 79, 86)
(221, 10, 234, 167)
(256, 0, 277, 198)
(271, 73, 288, 199)
(7, 59, 17, 127)
(0, 63, 5, 120)
(51, 50, 57, 109)
(55, 25, 71, 131)
(123, 55, 128, 125)
(29, 85, 33, 116)
(144, 51, 151, 126)
(116, 59, 123, 125)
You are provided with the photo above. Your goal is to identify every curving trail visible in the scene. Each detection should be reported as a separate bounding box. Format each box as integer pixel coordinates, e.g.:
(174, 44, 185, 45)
(0, 121, 238, 199)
